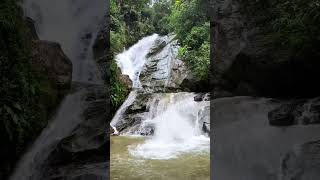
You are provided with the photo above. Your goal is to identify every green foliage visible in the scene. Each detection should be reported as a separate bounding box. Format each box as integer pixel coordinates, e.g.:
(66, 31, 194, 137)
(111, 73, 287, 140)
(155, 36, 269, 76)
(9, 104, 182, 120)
(169, 0, 209, 81)
(0, 0, 50, 176)
(0, 0, 38, 144)
(110, 0, 210, 110)
(110, 0, 170, 111)
(269, 0, 320, 54)
(110, 60, 130, 111)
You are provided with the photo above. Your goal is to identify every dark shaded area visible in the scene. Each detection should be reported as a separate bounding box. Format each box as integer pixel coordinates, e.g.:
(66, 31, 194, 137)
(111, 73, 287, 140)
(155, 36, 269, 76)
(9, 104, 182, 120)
(210, 0, 320, 99)
(210, 0, 320, 179)
(0, 1, 72, 178)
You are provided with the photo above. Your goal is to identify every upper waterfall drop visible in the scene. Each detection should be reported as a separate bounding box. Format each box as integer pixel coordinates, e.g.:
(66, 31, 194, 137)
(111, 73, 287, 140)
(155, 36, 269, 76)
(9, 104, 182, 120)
(115, 34, 159, 88)
(22, 0, 105, 83)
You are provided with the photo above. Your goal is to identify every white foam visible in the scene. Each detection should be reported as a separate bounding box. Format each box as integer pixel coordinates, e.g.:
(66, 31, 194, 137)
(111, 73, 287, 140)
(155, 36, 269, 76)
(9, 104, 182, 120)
(129, 94, 210, 160)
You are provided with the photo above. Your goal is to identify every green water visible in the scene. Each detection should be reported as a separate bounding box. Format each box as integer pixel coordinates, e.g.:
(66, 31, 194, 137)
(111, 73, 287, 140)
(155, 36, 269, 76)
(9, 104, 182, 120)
(110, 136, 210, 180)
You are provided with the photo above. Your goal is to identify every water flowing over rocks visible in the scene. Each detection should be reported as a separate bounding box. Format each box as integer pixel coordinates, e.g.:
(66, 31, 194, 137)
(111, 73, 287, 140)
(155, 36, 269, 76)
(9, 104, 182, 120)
(41, 85, 109, 180)
(139, 35, 188, 92)
(112, 34, 210, 136)
(210, 0, 320, 179)
(111, 33, 210, 160)
(10, 0, 109, 179)
(211, 97, 320, 180)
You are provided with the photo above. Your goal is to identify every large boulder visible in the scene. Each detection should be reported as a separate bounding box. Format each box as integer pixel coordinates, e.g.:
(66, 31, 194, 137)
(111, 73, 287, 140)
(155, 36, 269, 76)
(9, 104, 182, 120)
(140, 35, 188, 93)
(31, 40, 72, 92)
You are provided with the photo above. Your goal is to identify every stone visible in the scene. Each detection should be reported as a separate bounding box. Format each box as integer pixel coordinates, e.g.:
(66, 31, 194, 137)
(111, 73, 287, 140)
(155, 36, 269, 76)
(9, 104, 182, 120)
(140, 35, 188, 93)
(268, 98, 320, 126)
(281, 140, 320, 180)
(31, 40, 73, 92)
(268, 103, 296, 126)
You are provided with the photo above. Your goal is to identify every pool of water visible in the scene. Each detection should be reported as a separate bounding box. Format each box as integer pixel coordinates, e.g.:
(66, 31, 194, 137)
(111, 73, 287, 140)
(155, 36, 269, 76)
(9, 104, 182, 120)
(110, 136, 210, 180)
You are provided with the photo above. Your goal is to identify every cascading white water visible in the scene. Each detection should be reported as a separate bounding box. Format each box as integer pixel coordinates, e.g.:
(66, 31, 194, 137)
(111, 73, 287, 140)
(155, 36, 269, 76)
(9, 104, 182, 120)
(10, 0, 106, 179)
(22, 0, 105, 83)
(110, 91, 138, 134)
(129, 93, 210, 159)
(115, 34, 159, 88)
(111, 34, 210, 160)
(10, 89, 85, 180)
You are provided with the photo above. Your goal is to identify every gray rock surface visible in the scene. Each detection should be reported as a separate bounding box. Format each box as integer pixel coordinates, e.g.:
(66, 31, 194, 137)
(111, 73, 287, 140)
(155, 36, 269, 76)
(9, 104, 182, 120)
(211, 96, 320, 180)
(42, 85, 109, 180)
(281, 140, 320, 180)
(140, 35, 188, 93)
(268, 98, 320, 126)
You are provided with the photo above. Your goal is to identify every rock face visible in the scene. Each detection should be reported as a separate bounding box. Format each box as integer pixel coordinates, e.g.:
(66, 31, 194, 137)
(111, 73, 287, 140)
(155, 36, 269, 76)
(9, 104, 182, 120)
(268, 98, 320, 126)
(31, 40, 73, 92)
(140, 35, 188, 92)
(210, 0, 320, 98)
(113, 92, 210, 135)
(42, 85, 109, 180)
(281, 140, 320, 180)
(210, 0, 320, 179)
(114, 93, 151, 133)
(211, 97, 320, 180)
(93, 15, 110, 81)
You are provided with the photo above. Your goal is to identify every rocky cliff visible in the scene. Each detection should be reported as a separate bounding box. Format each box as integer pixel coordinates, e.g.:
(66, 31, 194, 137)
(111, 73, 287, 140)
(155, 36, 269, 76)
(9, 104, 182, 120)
(27, 17, 73, 115)
(210, 0, 320, 179)
(36, 15, 110, 180)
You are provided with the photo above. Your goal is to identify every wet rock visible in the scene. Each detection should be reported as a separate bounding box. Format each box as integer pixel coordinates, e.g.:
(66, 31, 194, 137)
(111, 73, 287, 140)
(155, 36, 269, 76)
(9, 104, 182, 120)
(42, 85, 109, 180)
(268, 103, 297, 126)
(194, 93, 210, 102)
(109, 126, 114, 134)
(268, 98, 320, 126)
(281, 140, 320, 180)
(202, 122, 210, 135)
(140, 35, 188, 93)
(147, 38, 167, 58)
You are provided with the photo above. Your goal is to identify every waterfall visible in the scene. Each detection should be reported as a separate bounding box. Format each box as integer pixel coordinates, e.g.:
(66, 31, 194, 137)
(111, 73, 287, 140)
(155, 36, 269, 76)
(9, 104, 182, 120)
(22, 0, 105, 83)
(10, 0, 106, 179)
(111, 34, 210, 160)
(129, 93, 210, 159)
(110, 91, 138, 134)
(115, 34, 159, 88)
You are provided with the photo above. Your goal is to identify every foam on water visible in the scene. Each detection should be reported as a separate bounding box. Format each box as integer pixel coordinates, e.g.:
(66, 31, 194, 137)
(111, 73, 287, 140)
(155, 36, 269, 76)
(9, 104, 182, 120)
(129, 94, 210, 159)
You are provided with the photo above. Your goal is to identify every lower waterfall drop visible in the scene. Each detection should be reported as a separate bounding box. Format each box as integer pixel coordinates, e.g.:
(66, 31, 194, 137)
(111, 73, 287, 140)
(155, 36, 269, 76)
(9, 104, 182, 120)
(128, 93, 210, 159)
